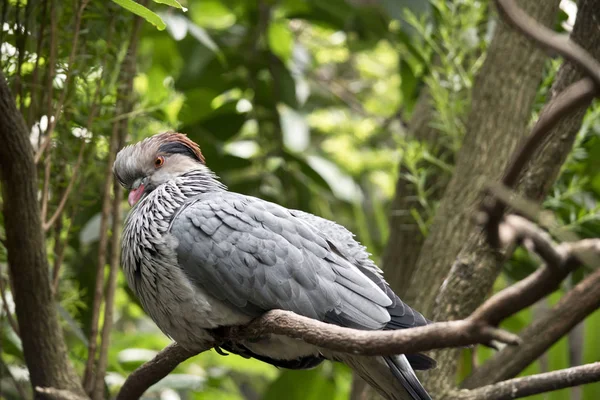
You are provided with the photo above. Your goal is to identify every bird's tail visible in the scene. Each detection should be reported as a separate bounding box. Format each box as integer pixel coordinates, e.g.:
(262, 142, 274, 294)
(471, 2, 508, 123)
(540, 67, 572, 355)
(383, 355, 431, 400)
(328, 352, 431, 400)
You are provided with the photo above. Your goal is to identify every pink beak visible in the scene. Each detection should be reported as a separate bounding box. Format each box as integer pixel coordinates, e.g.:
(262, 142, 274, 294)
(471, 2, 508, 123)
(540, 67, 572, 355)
(128, 184, 145, 207)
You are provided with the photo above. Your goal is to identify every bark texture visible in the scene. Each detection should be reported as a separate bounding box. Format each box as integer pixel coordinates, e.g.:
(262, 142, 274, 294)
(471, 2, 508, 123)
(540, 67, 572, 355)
(414, 0, 600, 397)
(0, 72, 85, 397)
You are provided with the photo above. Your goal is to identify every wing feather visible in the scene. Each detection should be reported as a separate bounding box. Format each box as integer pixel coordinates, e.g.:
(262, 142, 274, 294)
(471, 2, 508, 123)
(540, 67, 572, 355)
(169, 192, 392, 330)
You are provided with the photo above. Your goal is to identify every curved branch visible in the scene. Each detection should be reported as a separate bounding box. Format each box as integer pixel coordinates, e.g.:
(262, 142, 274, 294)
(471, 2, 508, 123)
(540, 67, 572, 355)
(116, 343, 199, 400)
(230, 311, 521, 355)
(495, 0, 600, 87)
(472, 210, 600, 325)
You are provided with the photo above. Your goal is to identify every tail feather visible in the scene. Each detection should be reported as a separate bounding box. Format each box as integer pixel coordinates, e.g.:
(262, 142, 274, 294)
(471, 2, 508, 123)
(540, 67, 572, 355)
(324, 351, 431, 400)
(384, 355, 431, 400)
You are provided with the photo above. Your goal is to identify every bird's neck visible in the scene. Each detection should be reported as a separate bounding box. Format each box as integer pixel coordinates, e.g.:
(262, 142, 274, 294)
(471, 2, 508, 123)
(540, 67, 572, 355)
(147, 168, 226, 212)
(173, 168, 227, 199)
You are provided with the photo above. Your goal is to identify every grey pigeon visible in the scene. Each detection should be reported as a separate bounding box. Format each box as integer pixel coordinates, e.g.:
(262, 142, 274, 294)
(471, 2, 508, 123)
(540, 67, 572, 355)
(113, 132, 435, 400)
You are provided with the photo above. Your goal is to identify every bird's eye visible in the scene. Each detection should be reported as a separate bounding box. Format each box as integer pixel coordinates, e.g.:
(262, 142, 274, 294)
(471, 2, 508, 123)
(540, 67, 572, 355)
(154, 156, 165, 168)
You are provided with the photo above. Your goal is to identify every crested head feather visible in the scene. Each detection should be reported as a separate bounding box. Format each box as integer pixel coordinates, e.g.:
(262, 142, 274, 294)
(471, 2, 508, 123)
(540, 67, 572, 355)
(154, 132, 206, 164)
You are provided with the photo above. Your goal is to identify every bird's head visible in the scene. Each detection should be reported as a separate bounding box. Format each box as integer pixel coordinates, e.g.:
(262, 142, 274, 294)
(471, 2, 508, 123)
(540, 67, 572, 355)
(113, 132, 206, 206)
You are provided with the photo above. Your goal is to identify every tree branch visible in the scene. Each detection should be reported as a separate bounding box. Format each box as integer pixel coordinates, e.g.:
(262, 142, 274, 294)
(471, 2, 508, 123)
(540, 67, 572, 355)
(457, 362, 600, 400)
(116, 311, 521, 399)
(121, 240, 597, 400)
(116, 343, 198, 400)
(462, 266, 600, 389)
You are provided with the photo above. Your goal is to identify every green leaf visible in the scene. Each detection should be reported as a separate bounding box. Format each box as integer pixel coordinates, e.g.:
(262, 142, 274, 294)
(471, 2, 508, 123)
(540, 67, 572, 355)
(268, 21, 294, 62)
(57, 303, 89, 346)
(153, 0, 187, 11)
(111, 0, 166, 30)
(1, 324, 23, 358)
(263, 366, 336, 400)
(380, 0, 430, 22)
(189, 0, 236, 30)
(400, 58, 418, 113)
(179, 88, 221, 125)
(583, 309, 600, 398)
(184, 101, 248, 142)
(269, 58, 298, 109)
(283, 151, 331, 193)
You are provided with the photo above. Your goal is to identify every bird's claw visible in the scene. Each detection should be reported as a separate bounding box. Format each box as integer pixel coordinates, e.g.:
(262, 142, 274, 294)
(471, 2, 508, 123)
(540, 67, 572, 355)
(214, 346, 230, 356)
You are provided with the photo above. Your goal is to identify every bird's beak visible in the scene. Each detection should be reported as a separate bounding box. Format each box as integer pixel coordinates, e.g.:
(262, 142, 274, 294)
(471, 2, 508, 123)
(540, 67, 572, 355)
(128, 184, 145, 207)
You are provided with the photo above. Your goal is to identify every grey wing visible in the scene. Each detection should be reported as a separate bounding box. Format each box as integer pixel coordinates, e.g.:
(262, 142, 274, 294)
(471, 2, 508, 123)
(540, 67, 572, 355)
(289, 209, 430, 330)
(169, 192, 394, 331)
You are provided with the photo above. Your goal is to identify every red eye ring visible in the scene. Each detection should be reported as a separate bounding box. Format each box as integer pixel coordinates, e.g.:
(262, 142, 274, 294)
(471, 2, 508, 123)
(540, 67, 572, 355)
(154, 156, 165, 168)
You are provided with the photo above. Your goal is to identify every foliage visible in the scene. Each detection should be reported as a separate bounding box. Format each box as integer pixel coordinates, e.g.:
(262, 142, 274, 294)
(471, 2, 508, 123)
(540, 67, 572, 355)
(0, 0, 598, 399)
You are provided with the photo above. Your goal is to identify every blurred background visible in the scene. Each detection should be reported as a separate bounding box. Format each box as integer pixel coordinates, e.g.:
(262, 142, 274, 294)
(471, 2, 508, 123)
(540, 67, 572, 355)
(1, 0, 599, 399)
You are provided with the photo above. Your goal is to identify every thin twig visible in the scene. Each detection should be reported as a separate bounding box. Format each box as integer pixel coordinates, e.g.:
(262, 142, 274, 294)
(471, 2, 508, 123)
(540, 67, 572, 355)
(82, 123, 119, 394)
(52, 195, 83, 295)
(43, 141, 86, 232)
(34, 0, 90, 164)
(40, 154, 52, 223)
(92, 182, 123, 400)
(50, 13, 117, 293)
(14, 0, 33, 113)
(495, 0, 600, 87)
(497, 215, 565, 268)
(37, 0, 57, 155)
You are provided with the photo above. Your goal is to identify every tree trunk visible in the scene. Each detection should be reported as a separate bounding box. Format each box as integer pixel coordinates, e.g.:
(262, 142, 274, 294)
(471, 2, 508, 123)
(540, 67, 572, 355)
(0, 72, 85, 397)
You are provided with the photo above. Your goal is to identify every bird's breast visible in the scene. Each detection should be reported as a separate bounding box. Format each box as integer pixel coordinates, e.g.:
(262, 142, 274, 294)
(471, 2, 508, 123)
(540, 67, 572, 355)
(121, 206, 251, 348)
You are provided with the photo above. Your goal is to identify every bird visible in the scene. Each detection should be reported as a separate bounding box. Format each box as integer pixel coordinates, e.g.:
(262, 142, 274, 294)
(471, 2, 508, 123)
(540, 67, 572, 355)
(113, 132, 435, 400)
